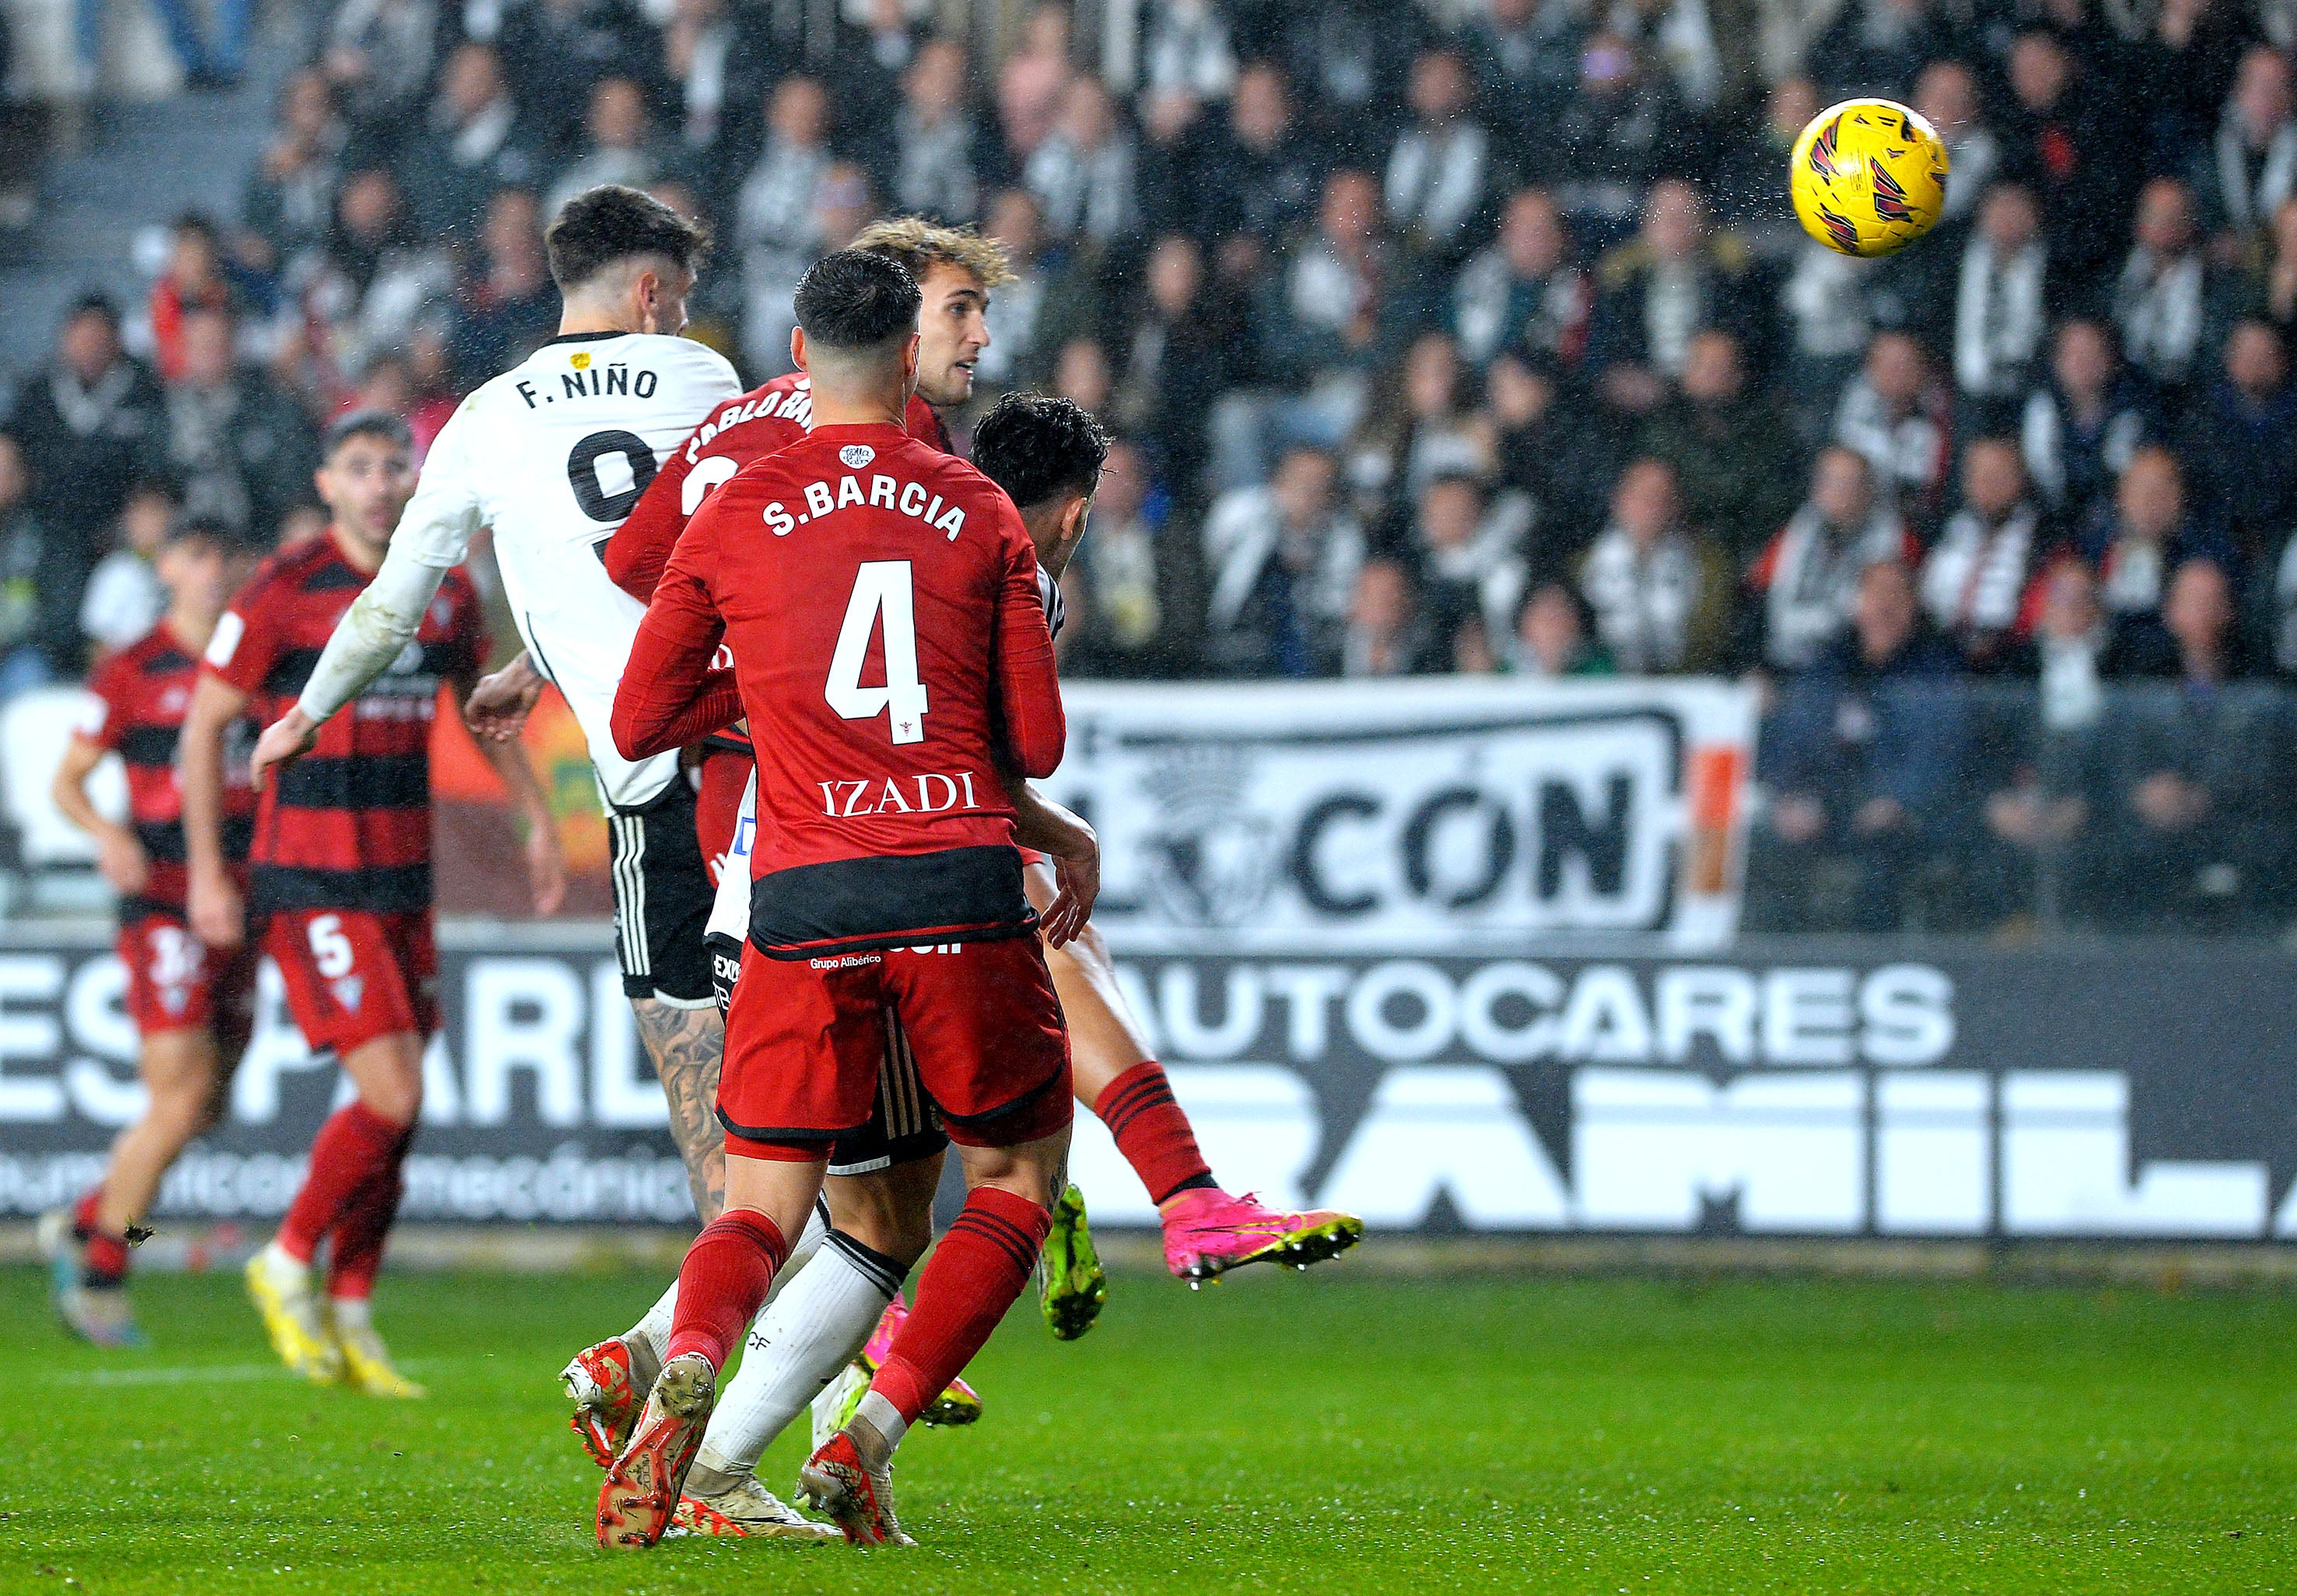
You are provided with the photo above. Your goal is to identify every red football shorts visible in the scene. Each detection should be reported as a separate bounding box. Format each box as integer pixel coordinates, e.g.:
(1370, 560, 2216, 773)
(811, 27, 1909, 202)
(267, 908, 439, 1056)
(695, 744, 754, 886)
(119, 911, 259, 1038)
(719, 935, 1073, 1157)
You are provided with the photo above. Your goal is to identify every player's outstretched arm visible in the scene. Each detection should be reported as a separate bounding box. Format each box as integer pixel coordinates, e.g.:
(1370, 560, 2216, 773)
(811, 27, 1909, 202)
(180, 673, 248, 950)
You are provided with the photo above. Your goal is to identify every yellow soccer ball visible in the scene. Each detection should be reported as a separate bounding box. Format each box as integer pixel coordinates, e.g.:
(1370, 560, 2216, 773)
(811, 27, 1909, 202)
(1788, 97, 1950, 257)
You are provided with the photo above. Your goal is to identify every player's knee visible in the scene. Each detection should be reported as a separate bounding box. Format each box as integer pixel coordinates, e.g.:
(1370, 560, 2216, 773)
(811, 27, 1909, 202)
(825, 1176, 932, 1265)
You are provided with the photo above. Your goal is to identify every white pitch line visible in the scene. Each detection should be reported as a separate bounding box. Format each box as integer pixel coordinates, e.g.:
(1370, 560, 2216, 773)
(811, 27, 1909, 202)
(52, 1363, 290, 1387)
(49, 1358, 453, 1388)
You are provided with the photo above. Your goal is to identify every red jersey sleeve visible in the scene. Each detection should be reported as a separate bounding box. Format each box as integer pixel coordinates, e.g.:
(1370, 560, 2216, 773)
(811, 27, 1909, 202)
(603, 439, 695, 601)
(611, 505, 741, 759)
(75, 653, 131, 750)
(989, 500, 1065, 778)
(201, 568, 283, 701)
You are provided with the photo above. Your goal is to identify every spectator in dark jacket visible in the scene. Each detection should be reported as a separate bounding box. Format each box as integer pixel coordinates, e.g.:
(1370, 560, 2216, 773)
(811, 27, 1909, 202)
(2020, 318, 2154, 530)
(496, 0, 663, 151)
(1585, 180, 1770, 418)
(1203, 64, 1326, 257)
(4, 295, 166, 548)
(399, 43, 545, 243)
(2097, 556, 2292, 927)
(1637, 328, 1802, 565)
(2082, 446, 2233, 635)
(161, 306, 319, 539)
(0, 434, 91, 698)
(2183, 317, 2297, 559)
(1999, 30, 2133, 286)
(1756, 558, 1969, 931)
(2190, 44, 2297, 247)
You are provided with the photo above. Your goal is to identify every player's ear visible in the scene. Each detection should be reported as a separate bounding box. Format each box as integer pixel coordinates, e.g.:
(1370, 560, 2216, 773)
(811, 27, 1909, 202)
(790, 325, 807, 373)
(633, 268, 660, 332)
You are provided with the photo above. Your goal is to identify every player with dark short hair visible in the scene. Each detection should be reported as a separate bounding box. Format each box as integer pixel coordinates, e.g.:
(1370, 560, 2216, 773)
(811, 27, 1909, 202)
(544, 185, 712, 299)
(186, 409, 563, 1396)
(41, 519, 257, 1347)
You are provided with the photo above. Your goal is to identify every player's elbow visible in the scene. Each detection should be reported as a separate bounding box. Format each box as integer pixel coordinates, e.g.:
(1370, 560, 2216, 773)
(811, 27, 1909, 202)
(1014, 714, 1066, 780)
(610, 691, 673, 761)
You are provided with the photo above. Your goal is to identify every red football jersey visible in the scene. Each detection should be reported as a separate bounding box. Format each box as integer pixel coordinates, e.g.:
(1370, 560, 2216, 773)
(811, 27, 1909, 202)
(202, 531, 488, 914)
(614, 421, 1063, 954)
(604, 376, 949, 605)
(77, 620, 257, 915)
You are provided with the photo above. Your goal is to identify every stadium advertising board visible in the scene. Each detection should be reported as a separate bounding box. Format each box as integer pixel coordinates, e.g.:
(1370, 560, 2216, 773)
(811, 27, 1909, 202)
(2, 927, 2292, 1243)
(1048, 680, 1758, 951)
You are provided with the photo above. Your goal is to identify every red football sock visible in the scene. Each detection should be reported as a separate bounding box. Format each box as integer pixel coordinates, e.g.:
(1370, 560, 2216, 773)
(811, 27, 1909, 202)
(1092, 1062, 1216, 1206)
(324, 1127, 412, 1300)
(277, 1101, 408, 1266)
(664, 1210, 790, 1370)
(870, 1187, 1050, 1428)
(75, 1186, 128, 1285)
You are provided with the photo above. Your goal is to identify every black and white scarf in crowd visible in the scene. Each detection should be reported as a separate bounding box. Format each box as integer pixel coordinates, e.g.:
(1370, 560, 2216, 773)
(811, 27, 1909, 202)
(1953, 236, 2046, 397)
(2214, 118, 2297, 233)
(2113, 246, 2206, 386)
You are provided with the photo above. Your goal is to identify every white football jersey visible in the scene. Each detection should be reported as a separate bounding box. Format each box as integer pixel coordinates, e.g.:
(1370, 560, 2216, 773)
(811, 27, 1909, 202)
(387, 331, 741, 808)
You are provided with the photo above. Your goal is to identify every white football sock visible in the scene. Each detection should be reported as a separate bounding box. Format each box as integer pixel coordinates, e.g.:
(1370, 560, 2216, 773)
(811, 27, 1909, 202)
(624, 1198, 830, 1362)
(328, 1295, 373, 1332)
(256, 1238, 309, 1290)
(690, 1229, 906, 1482)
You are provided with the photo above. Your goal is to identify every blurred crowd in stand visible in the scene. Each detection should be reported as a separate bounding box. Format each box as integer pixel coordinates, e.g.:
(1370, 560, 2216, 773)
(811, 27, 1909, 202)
(8, 0, 2297, 933)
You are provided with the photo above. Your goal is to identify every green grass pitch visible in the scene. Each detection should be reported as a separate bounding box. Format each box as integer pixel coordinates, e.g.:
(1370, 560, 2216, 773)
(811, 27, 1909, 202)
(6, 1259, 2295, 1594)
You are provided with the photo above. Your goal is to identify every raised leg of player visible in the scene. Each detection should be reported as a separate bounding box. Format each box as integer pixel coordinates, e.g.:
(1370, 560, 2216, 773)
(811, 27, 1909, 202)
(801, 1128, 1070, 1547)
(247, 1030, 422, 1388)
(632, 998, 727, 1225)
(597, 1151, 827, 1549)
(1025, 863, 1364, 1286)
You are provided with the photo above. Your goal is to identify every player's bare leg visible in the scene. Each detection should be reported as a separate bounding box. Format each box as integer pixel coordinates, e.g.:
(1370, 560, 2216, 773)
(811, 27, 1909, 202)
(636, 998, 727, 1224)
(247, 1031, 422, 1388)
(563, 997, 731, 1459)
(45, 1027, 224, 1347)
(1024, 863, 1363, 1296)
(802, 1125, 1071, 1546)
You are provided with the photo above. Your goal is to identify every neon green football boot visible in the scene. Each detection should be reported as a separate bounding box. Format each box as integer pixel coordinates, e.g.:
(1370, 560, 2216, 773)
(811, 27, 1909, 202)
(1039, 1183, 1108, 1340)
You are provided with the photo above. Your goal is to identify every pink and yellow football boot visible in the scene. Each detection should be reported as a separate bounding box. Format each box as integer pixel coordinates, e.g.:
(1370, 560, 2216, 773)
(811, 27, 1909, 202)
(846, 1298, 981, 1426)
(1161, 1188, 1364, 1285)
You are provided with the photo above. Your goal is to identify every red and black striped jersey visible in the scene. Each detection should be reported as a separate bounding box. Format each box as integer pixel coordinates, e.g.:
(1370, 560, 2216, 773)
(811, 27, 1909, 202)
(76, 620, 257, 915)
(201, 531, 488, 914)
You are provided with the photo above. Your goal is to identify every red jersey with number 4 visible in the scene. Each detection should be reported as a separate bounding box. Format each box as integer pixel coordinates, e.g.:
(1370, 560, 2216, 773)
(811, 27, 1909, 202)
(77, 621, 257, 916)
(604, 375, 949, 605)
(202, 532, 488, 915)
(613, 421, 1063, 956)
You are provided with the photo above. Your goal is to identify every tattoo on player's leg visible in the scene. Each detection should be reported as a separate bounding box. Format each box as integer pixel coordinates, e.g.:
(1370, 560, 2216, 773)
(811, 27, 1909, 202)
(633, 999, 727, 1225)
